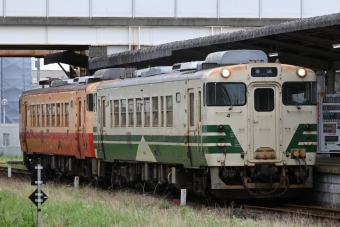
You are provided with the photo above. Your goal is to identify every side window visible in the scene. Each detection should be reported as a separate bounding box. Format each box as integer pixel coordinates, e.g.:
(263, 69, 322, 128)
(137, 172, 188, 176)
(42, 104, 45, 127)
(136, 98, 142, 127)
(65, 103, 69, 127)
(152, 97, 158, 127)
(144, 98, 150, 127)
(128, 99, 134, 127)
(46, 104, 50, 127)
(189, 93, 194, 127)
(110, 100, 113, 128)
(203, 83, 205, 106)
(37, 105, 40, 127)
(33, 105, 36, 127)
(51, 104, 56, 127)
(121, 99, 126, 127)
(160, 97, 164, 127)
(57, 103, 61, 127)
(114, 100, 119, 127)
(166, 96, 173, 127)
(87, 94, 94, 111)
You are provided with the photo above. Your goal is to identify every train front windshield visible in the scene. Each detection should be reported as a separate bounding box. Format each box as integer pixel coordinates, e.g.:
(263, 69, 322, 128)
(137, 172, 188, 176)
(282, 82, 317, 105)
(206, 83, 246, 106)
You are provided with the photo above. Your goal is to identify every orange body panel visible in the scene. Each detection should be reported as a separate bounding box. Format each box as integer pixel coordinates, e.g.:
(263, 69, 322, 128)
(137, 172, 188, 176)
(19, 82, 99, 159)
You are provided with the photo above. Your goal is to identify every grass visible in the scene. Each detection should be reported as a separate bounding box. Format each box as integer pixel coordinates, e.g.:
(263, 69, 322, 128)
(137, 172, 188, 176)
(0, 177, 338, 227)
(0, 155, 22, 162)
(0, 155, 25, 169)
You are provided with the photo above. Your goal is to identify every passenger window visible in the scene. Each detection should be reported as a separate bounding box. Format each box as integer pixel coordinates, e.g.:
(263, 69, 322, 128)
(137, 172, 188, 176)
(128, 99, 134, 127)
(189, 93, 194, 127)
(110, 101, 113, 128)
(166, 96, 173, 127)
(121, 100, 126, 127)
(136, 98, 142, 127)
(42, 104, 45, 127)
(33, 105, 36, 127)
(46, 104, 50, 127)
(160, 97, 164, 127)
(37, 105, 40, 127)
(65, 103, 69, 127)
(152, 97, 158, 127)
(57, 103, 61, 127)
(51, 104, 56, 127)
(144, 98, 150, 127)
(114, 100, 119, 127)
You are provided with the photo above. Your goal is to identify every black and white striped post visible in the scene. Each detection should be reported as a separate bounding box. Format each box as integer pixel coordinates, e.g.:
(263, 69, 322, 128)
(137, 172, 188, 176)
(35, 163, 43, 227)
(28, 159, 48, 227)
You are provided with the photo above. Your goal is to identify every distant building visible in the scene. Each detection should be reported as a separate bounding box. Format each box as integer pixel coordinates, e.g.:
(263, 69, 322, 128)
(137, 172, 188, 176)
(0, 57, 31, 124)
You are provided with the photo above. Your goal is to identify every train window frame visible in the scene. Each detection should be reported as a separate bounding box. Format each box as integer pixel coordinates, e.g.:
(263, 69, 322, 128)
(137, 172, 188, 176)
(128, 99, 134, 127)
(136, 98, 142, 127)
(152, 97, 159, 127)
(114, 100, 119, 127)
(46, 104, 50, 127)
(254, 88, 274, 112)
(87, 94, 94, 112)
(33, 105, 36, 127)
(65, 103, 69, 127)
(121, 99, 126, 127)
(57, 103, 61, 127)
(282, 82, 317, 106)
(51, 104, 56, 127)
(160, 96, 164, 127)
(206, 82, 247, 107)
(144, 97, 150, 127)
(37, 105, 40, 127)
(166, 95, 173, 127)
(203, 83, 206, 106)
(42, 104, 45, 127)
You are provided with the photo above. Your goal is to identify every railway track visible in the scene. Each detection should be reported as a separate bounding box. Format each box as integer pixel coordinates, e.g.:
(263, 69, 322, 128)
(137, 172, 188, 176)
(0, 165, 30, 175)
(243, 204, 340, 220)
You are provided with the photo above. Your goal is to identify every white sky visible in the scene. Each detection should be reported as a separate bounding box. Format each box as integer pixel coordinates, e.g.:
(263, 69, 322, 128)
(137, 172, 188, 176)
(31, 57, 69, 70)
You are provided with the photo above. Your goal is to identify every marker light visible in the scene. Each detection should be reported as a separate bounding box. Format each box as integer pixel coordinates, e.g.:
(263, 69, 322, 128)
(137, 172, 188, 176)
(221, 69, 231, 78)
(296, 67, 307, 77)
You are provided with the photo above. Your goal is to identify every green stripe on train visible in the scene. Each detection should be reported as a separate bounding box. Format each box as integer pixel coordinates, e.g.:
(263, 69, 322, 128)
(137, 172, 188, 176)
(93, 124, 243, 167)
(286, 124, 317, 153)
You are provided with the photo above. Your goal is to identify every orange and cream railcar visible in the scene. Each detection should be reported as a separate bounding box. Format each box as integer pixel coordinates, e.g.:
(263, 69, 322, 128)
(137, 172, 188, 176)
(19, 80, 99, 174)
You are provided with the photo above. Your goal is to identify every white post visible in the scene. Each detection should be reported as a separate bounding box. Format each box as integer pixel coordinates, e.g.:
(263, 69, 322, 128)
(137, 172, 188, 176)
(74, 176, 79, 188)
(7, 165, 11, 178)
(3, 106, 4, 124)
(35, 163, 43, 227)
(180, 189, 187, 206)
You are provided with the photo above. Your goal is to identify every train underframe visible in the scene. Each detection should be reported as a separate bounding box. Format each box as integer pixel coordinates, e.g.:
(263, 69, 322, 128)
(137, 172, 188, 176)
(23, 153, 311, 199)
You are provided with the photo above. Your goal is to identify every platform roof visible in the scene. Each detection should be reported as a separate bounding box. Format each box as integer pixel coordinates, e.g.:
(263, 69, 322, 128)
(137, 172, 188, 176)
(89, 13, 340, 72)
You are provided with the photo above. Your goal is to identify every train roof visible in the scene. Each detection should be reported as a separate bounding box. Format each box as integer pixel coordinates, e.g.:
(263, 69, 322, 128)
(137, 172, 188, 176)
(20, 82, 98, 97)
(95, 68, 204, 91)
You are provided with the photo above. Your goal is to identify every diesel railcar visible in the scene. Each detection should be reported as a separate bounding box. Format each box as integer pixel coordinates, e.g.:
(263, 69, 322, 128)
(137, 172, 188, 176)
(93, 50, 317, 198)
(19, 77, 100, 178)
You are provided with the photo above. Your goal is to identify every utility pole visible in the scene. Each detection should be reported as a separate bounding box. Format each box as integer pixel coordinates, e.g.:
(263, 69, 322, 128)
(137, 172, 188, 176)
(35, 59, 41, 87)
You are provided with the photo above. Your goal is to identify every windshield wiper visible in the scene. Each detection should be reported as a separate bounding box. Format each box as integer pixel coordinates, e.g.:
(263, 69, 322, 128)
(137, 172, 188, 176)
(229, 95, 239, 110)
(290, 95, 301, 110)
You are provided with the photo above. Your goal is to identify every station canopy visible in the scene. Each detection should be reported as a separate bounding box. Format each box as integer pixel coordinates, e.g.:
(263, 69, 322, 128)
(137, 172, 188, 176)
(89, 13, 340, 72)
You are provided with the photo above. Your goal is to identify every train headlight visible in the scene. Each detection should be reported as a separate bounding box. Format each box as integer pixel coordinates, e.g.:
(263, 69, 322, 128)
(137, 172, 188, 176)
(296, 67, 307, 77)
(221, 69, 231, 78)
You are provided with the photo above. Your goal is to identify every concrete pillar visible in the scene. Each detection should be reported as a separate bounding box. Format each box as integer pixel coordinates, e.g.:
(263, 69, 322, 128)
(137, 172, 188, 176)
(327, 69, 336, 94)
(335, 71, 340, 92)
(316, 70, 326, 94)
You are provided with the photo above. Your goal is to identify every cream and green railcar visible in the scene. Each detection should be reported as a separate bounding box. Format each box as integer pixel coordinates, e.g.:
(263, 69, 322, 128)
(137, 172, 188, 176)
(93, 50, 317, 198)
